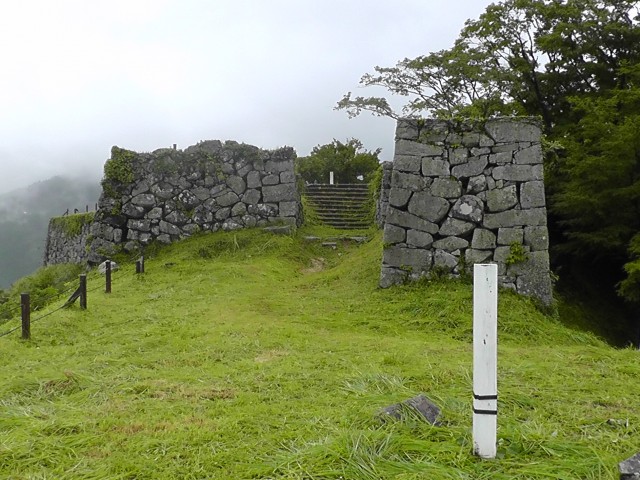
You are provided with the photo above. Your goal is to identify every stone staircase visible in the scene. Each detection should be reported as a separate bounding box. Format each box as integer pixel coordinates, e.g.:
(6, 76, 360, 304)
(304, 184, 372, 230)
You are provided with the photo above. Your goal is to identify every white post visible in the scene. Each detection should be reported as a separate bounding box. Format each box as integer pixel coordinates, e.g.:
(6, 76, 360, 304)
(329, 171, 334, 185)
(473, 263, 498, 459)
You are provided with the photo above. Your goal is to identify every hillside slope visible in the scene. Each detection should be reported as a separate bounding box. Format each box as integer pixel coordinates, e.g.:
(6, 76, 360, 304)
(0, 176, 100, 288)
(0, 228, 638, 479)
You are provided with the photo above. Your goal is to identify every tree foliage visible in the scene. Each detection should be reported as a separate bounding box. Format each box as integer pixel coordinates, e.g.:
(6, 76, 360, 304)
(338, 0, 640, 305)
(296, 139, 381, 184)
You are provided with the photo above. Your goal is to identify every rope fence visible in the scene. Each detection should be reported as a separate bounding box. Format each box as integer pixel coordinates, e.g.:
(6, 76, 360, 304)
(0, 256, 146, 340)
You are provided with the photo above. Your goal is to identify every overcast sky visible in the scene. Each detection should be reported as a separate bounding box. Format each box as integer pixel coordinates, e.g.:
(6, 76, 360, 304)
(0, 0, 493, 195)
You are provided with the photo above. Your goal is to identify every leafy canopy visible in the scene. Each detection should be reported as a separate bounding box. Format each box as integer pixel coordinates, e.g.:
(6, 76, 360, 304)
(296, 139, 381, 184)
(337, 0, 640, 306)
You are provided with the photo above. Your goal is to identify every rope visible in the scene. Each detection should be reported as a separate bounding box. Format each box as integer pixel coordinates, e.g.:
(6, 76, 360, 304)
(0, 266, 138, 340)
(0, 324, 21, 338)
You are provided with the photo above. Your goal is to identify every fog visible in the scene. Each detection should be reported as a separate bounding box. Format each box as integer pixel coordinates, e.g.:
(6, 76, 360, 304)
(0, 0, 492, 194)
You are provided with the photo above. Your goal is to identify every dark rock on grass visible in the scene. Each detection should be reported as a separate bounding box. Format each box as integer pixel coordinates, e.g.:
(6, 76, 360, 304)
(620, 452, 640, 479)
(380, 394, 441, 425)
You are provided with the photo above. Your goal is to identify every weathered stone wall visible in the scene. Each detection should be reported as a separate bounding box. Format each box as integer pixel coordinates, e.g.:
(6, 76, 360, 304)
(376, 161, 393, 228)
(88, 141, 301, 264)
(380, 118, 552, 305)
(43, 213, 94, 266)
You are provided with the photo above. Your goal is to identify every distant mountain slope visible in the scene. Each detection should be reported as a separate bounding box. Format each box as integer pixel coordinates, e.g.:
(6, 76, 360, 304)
(0, 175, 101, 288)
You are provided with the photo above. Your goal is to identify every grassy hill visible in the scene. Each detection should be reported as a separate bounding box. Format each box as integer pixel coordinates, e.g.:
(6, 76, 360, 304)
(0, 227, 638, 479)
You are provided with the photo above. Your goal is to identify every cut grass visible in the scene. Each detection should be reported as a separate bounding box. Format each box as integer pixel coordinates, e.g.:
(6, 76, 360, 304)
(0, 228, 638, 479)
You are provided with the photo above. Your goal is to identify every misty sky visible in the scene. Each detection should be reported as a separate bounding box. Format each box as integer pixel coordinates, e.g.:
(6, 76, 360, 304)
(0, 0, 493, 195)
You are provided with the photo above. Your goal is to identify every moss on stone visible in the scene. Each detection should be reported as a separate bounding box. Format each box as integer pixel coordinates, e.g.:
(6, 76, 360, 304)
(104, 146, 135, 184)
(51, 212, 95, 237)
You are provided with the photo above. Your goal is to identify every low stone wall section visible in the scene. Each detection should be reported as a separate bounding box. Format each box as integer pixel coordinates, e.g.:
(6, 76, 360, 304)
(88, 140, 301, 264)
(43, 213, 94, 266)
(380, 118, 552, 305)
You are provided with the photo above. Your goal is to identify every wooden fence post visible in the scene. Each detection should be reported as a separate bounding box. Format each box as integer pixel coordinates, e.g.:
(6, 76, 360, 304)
(21, 293, 30, 340)
(473, 263, 498, 459)
(79, 274, 87, 310)
(105, 260, 111, 294)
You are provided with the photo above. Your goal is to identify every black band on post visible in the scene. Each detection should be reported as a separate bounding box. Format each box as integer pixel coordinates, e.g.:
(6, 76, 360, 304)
(473, 408, 498, 415)
(473, 393, 498, 401)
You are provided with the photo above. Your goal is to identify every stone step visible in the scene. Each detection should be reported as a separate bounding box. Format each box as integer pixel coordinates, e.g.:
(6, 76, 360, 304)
(304, 183, 373, 229)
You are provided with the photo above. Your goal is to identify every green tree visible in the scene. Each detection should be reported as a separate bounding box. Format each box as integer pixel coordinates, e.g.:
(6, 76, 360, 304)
(296, 139, 381, 184)
(337, 0, 640, 313)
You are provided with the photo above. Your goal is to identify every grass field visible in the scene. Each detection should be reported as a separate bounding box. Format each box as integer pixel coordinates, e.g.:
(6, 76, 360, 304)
(0, 227, 638, 479)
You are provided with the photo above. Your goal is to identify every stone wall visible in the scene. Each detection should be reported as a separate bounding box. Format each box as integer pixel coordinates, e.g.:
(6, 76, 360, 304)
(88, 140, 301, 264)
(380, 118, 552, 305)
(43, 213, 94, 266)
(376, 161, 393, 228)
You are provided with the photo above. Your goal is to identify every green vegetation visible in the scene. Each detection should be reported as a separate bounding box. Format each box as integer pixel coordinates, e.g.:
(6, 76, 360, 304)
(0, 263, 83, 321)
(0, 228, 637, 479)
(296, 138, 381, 184)
(50, 212, 95, 237)
(104, 146, 135, 184)
(506, 242, 529, 266)
(337, 0, 640, 328)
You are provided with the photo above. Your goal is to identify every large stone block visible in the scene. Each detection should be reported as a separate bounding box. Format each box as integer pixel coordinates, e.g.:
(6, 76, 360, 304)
(451, 156, 488, 178)
(433, 236, 469, 252)
(407, 192, 450, 223)
(159, 220, 181, 235)
(485, 118, 541, 143)
(471, 229, 496, 250)
(487, 185, 518, 212)
(395, 119, 420, 141)
(467, 175, 487, 194)
(165, 210, 189, 226)
(216, 191, 240, 207)
(514, 143, 543, 165)
(280, 171, 296, 184)
(492, 164, 544, 182)
(497, 227, 524, 245)
(379, 267, 408, 288)
(391, 170, 428, 192)
(465, 248, 493, 266)
(383, 246, 432, 271)
(433, 250, 458, 271)
(520, 181, 546, 208)
(524, 226, 549, 251)
(448, 147, 469, 165)
(231, 202, 247, 217)
(279, 201, 299, 217)
(242, 189, 261, 205)
(483, 208, 547, 229)
(489, 151, 513, 165)
(386, 208, 439, 234)
(430, 178, 462, 198)
(262, 183, 298, 203)
(265, 159, 294, 173)
(389, 188, 412, 209)
(131, 193, 156, 208)
(394, 155, 422, 173)
(439, 218, 475, 237)
(406, 229, 433, 248)
(396, 139, 444, 157)
(383, 224, 406, 244)
(422, 158, 450, 177)
(451, 195, 484, 223)
(246, 170, 262, 189)
(262, 174, 280, 186)
(122, 203, 145, 219)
